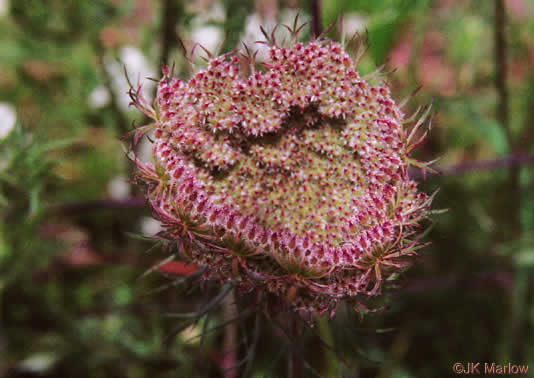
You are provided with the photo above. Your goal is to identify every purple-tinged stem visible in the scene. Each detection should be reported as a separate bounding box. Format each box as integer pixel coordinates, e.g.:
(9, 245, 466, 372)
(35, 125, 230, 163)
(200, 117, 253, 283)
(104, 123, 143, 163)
(409, 152, 534, 180)
(310, 0, 322, 38)
(289, 317, 304, 378)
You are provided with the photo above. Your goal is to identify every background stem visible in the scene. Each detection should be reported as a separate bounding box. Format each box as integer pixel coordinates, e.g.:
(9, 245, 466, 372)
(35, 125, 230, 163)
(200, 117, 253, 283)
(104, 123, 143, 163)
(289, 317, 304, 378)
(310, 0, 322, 38)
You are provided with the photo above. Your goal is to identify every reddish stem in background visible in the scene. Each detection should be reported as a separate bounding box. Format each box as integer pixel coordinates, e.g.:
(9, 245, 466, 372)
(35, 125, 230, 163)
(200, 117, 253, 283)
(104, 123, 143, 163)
(160, 0, 179, 67)
(494, 2, 525, 364)
(48, 151, 534, 215)
(158, 261, 199, 275)
(408, 152, 534, 180)
(495, 0, 510, 141)
(289, 317, 304, 378)
(51, 197, 146, 214)
(222, 290, 238, 378)
(495, 0, 521, 235)
(310, 0, 322, 38)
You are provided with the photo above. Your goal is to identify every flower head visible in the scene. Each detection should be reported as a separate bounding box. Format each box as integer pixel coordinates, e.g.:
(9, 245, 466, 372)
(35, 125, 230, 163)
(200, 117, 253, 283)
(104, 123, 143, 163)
(129, 29, 434, 316)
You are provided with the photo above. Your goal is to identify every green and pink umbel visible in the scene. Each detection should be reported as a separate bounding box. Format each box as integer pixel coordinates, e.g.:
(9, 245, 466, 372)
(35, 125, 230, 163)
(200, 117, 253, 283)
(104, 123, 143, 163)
(128, 29, 435, 316)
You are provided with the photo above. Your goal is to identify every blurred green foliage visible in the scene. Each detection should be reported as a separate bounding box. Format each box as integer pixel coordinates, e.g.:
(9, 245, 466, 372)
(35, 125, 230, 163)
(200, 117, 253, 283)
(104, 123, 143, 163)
(0, 0, 533, 377)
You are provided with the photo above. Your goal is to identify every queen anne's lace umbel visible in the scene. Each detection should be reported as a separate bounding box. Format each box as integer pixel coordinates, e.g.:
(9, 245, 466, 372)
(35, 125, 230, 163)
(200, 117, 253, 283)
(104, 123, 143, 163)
(131, 36, 433, 315)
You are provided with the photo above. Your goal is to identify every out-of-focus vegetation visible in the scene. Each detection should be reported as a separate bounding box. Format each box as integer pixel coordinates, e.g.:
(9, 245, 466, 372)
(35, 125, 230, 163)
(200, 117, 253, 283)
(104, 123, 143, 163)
(0, 0, 533, 377)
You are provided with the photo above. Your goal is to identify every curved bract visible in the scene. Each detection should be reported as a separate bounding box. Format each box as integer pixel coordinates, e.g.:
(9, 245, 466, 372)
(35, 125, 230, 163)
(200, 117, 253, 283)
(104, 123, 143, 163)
(131, 35, 433, 315)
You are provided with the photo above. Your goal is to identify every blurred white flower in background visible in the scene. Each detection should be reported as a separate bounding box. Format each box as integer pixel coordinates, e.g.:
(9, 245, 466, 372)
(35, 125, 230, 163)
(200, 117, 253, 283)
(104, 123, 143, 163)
(0, 103, 16, 140)
(242, 8, 308, 62)
(107, 175, 130, 200)
(179, 323, 203, 345)
(19, 353, 58, 375)
(136, 129, 155, 163)
(241, 12, 276, 61)
(104, 46, 156, 112)
(190, 2, 225, 58)
(87, 86, 111, 109)
(189, 1, 225, 24)
(279, 8, 305, 29)
(139, 216, 162, 236)
(191, 25, 223, 54)
(0, 0, 7, 18)
(341, 12, 368, 38)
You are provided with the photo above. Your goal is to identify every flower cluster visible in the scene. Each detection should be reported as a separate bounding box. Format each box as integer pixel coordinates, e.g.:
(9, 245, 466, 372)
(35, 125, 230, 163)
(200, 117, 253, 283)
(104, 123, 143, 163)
(130, 32, 434, 316)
